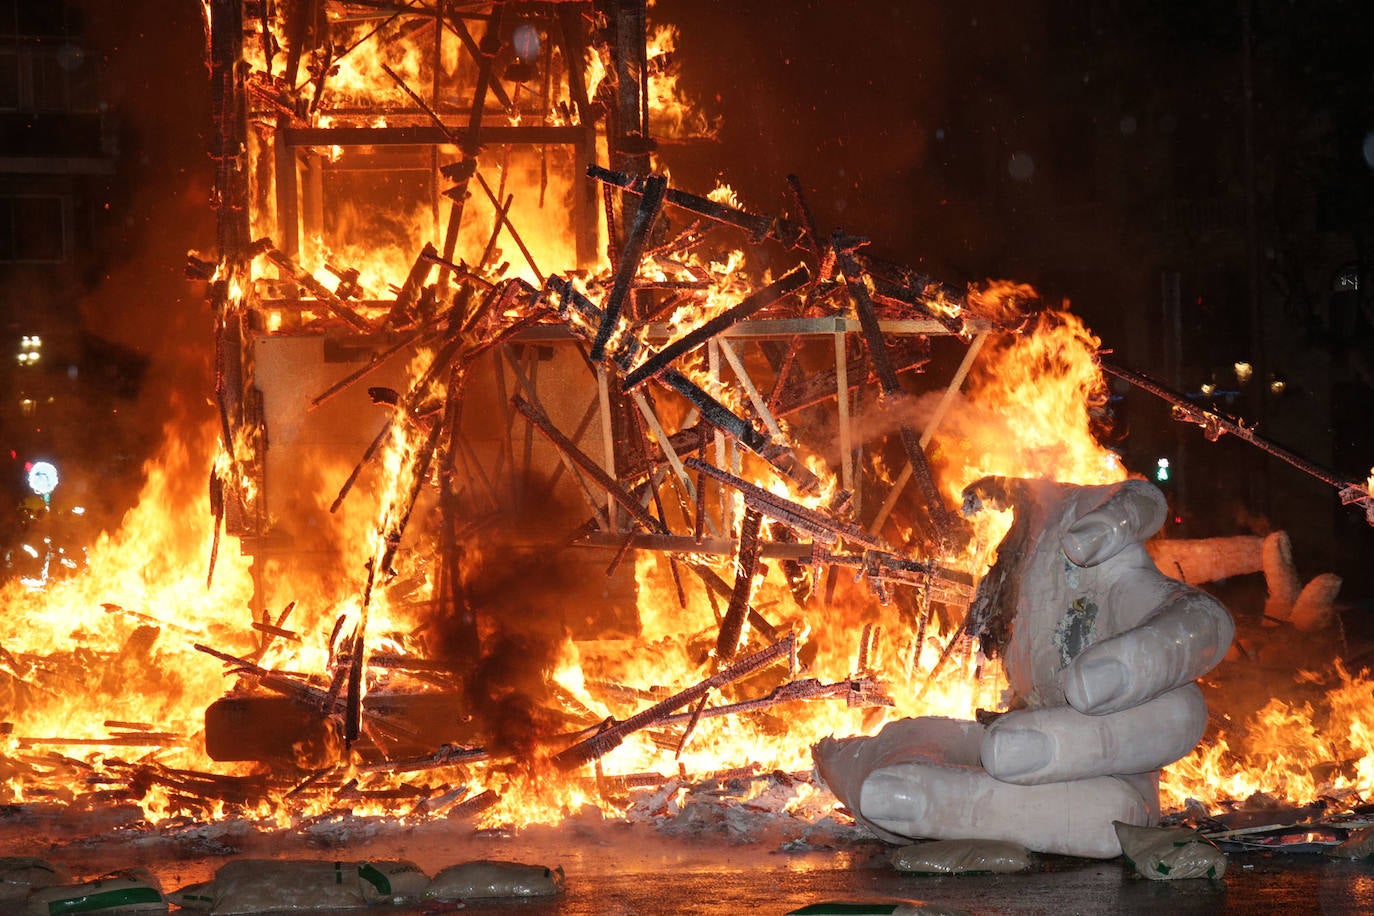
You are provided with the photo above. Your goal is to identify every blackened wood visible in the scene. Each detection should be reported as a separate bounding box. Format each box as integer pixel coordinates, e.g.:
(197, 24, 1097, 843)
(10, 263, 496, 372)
(550, 633, 795, 771)
(588, 164, 806, 247)
(462, 3, 503, 157)
(717, 508, 763, 662)
(511, 394, 665, 534)
(622, 263, 810, 391)
(591, 173, 668, 360)
(837, 245, 957, 542)
(684, 559, 779, 644)
(474, 173, 544, 283)
(382, 242, 438, 329)
(785, 173, 822, 255)
(685, 457, 882, 551)
(552, 277, 773, 457)
(265, 248, 375, 332)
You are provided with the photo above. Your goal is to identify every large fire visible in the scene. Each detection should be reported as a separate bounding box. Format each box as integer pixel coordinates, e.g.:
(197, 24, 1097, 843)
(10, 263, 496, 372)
(1, 1, 1369, 836)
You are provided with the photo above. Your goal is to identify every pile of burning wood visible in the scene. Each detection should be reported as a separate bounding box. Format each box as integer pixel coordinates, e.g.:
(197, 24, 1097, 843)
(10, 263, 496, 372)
(3, 0, 1373, 841)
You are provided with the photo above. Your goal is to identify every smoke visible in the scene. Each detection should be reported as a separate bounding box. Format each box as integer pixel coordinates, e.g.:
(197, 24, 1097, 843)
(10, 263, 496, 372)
(429, 477, 621, 761)
(67, 2, 218, 530)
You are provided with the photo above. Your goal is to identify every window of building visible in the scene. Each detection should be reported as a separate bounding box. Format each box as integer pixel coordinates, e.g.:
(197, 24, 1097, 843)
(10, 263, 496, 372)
(0, 195, 69, 262)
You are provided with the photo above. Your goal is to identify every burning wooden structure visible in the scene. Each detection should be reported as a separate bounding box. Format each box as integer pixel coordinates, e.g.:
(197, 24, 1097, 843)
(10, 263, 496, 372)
(1, 0, 1372, 838)
(183, 0, 1057, 814)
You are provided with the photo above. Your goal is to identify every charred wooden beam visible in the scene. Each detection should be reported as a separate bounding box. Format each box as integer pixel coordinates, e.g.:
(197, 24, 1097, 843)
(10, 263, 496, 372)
(717, 339, 786, 443)
(856, 250, 1039, 332)
(474, 173, 544, 284)
(836, 244, 959, 543)
(677, 557, 779, 644)
(588, 165, 805, 247)
(674, 693, 711, 758)
(813, 548, 975, 607)
(551, 633, 795, 771)
(344, 558, 378, 747)
(717, 508, 764, 662)
(785, 173, 822, 256)
(331, 418, 393, 514)
(512, 394, 664, 534)
(380, 63, 457, 142)
(439, 12, 514, 112)
(869, 277, 964, 335)
(17, 734, 184, 749)
(446, 788, 500, 819)
(551, 278, 778, 460)
(1101, 359, 1372, 521)
(308, 323, 438, 412)
(382, 241, 438, 329)
(656, 677, 889, 726)
(251, 619, 300, 643)
(462, 2, 503, 157)
(622, 263, 811, 391)
(356, 743, 490, 775)
(684, 458, 882, 551)
(591, 173, 668, 360)
(264, 248, 376, 332)
(869, 332, 987, 535)
(616, 342, 929, 483)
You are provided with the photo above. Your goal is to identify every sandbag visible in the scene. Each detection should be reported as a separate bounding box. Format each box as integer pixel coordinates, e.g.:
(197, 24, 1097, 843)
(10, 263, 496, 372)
(425, 860, 564, 900)
(25, 871, 166, 915)
(355, 861, 430, 903)
(1330, 826, 1374, 860)
(166, 881, 214, 911)
(891, 839, 1032, 875)
(210, 860, 365, 913)
(786, 902, 971, 916)
(0, 858, 71, 901)
(1113, 821, 1226, 880)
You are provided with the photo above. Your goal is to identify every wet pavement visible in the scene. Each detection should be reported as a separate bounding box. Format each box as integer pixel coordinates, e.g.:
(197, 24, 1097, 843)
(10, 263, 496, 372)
(4, 806, 1373, 915)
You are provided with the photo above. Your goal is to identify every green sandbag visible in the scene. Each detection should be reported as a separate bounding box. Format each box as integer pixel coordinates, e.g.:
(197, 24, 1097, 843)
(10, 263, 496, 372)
(25, 871, 166, 915)
(1113, 821, 1227, 880)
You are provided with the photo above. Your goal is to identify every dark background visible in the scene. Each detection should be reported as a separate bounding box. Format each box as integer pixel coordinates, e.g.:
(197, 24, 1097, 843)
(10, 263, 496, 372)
(2, 1, 1373, 611)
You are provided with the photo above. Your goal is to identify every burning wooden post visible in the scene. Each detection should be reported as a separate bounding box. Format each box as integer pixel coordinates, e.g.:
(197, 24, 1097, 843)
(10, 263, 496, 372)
(835, 242, 961, 545)
(592, 173, 668, 360)
(621, 264, 811, 391)
(717, 508, 764, 662)
(552, 634, 796, 771)
(684, 458, 881, 551)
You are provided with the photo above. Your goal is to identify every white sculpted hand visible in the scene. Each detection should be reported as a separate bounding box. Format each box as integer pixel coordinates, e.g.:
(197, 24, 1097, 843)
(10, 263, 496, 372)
(815, 478, 1235, 858)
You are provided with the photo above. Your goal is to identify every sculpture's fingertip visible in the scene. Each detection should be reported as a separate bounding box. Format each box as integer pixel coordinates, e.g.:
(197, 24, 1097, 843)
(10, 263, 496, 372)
(982, 728, 1053, 783)
(1062, 517, 1118, 566)
(1067, 656, 1130, 714)
(859, 768, 929, 824)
